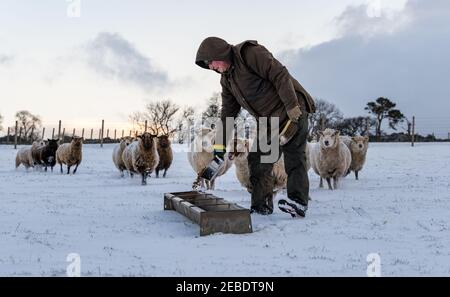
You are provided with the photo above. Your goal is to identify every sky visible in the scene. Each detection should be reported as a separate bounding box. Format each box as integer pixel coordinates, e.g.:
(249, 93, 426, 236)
(1, 0, 448, 137)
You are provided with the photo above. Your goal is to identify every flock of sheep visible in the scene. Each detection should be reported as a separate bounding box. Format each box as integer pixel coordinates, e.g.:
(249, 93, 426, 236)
(14, 127, 369, 192)
(15, 137, 83, 174)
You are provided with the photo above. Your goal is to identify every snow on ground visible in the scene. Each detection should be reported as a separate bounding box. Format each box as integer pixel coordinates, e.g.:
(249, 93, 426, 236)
(1, 142, 450, 276)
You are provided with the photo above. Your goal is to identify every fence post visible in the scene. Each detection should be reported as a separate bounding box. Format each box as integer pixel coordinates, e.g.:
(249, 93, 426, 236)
(90, 128, 93, 140)
(145, 120, 148, 132)
(129, 130, 132, 137)
(101, 120, 104, 148)
(106, 129, 109, 139)
(73, 128, 76, 137)
(122, 130, 124, 138)
(52, 128, 55, 139)
(42, 127, 45, 140)
(411, 116, 415, 147)
(114, 129, 117, 140)
(82, 128, 85, 139)
(14, 121, 18, 149)
(7, 127, 10, 144)
(62, 128, 65, 141)
(58, 120, 62, 139)
(19, 127, 22, 145)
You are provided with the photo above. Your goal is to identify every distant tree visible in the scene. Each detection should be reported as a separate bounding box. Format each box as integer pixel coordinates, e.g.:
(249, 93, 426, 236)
(129, 99, 180, 136)
(175, 106, 195, 143)
(365, 97, 405, 140)
(15, 110, 42, 141)
(202, 93, 221, 128)
(334, 117, 376, 136)
(308, 98, 344, 139)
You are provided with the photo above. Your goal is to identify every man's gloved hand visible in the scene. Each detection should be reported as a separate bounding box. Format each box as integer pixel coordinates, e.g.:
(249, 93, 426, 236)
(287, 105, 302, 123)
(213, 144, 226, 160)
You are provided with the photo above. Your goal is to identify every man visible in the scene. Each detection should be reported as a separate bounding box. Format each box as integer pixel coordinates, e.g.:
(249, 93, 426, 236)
(195, 37, 316, 218)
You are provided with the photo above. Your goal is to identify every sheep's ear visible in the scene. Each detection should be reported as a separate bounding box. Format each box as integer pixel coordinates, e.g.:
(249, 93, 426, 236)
(137, 135, 142, 139)
(364, 136, 369, 142)
(351, 136, 357, 141)
(318, 131, 324, 137)
(334, 131, 340, 137)
(151, 134, 157, 138)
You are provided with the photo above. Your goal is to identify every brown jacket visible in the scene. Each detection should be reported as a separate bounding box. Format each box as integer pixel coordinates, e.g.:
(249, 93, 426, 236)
(196, 37, 315, 145)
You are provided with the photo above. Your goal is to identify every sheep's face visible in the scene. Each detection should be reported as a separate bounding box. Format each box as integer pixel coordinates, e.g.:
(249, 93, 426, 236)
(47, 139, 59, 152)
(318, 129, 340, 149)
(121, 136, 134, 147)
(193, 128, 215, 153)
(350, 136, 369, 153)
(158, 135, 171, 148)
(71, 137, 83, 148)
(138, 133, 156, 150)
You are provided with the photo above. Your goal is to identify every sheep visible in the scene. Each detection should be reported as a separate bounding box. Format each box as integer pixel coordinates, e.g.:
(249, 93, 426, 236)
(56, 137, 83, 174)
(231, 138, 312, 194)
(155, 135, 173, 178)
(112, 136, 134, 177)
(15, 140, 44, 170)
(310, 128, 351, 190)
(341, 135, 369, 180)
(37, 139, 59, 172)
(187, 127, 233, 190)
(122, 132, 159, 185)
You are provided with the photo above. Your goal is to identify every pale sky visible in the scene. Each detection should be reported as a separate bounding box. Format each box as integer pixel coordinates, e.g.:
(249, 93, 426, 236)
(3, 0, 448, 138)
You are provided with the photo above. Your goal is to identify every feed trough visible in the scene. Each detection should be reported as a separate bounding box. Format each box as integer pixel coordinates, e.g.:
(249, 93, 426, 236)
(164, 191, 253, 236)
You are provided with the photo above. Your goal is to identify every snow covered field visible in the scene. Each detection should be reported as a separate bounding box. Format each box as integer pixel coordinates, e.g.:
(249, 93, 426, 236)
(1, 142, 450, 276)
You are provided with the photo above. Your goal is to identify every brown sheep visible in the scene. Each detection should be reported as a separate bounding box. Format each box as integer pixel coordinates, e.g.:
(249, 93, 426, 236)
(56, 137, 83, 174)
(155, 135, 173, 178)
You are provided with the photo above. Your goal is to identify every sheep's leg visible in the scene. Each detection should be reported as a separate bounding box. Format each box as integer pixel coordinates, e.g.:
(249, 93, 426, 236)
(120, 170, 124, 178)
(73, 163, 80, 174)
(319, 177, 324, 188)
(333, 177, 338, 189)
(67, 165, 71, 175)
(60, 164, 63, 174)
(130, 172, 134, 178)
(141, 172, 147, 185)
(155, 169, 159, 178)
(326, 178, 333, 190)
(44, 165, 48, 172)
(355, 171, 359, 180)
(163, 168, 168, 178)
(209, 179, 216, 190)
(51, 166, 54, 173)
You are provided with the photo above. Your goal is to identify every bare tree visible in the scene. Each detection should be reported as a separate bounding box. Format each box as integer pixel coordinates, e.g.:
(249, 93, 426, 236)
(334, 117, 376, 136)
(176, 106, 195, 143)
(129, 111, 146, 133)
(308, 98, 344, 138)
(15, 110, 42, 141)
(130, 99, 180, 136)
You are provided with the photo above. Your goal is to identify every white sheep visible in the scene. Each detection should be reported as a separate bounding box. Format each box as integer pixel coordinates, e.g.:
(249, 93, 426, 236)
(187, 127, 233, 190)
(310, 129, 351, 190)
(341, 135, 369, 180)
(122, 132, 159, 185)
(112, 136, 134, 177)
(56, 137, 83, 174)
(15, 140, 45, 170)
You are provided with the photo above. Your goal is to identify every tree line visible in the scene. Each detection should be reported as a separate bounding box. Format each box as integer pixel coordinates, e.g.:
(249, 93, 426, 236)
(0, 96, 442, 145)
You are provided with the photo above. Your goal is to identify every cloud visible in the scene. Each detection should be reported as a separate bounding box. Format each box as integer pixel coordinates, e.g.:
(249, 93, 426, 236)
(84, 32, 168, 91)
(0, 54, 14, 65)
(280, 0, 450, 123)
